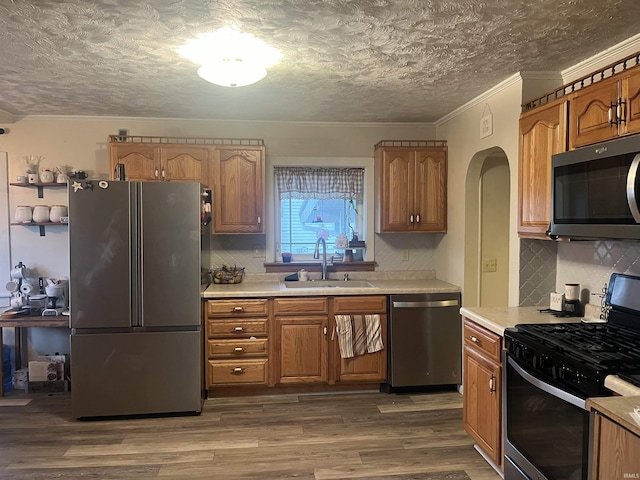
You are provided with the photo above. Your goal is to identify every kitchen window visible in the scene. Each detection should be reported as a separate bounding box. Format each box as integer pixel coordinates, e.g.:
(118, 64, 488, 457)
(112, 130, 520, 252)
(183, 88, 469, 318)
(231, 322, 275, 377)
(274, 166, 364, 260)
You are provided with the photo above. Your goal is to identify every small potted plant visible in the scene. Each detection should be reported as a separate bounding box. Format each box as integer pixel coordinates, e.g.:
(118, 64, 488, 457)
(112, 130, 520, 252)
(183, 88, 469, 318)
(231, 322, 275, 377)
(23, 155, 44, 184)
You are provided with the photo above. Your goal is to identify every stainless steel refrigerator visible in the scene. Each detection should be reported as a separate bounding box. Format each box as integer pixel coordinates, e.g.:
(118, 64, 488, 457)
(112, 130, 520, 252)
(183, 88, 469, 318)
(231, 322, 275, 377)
(69, 181, 203, 419)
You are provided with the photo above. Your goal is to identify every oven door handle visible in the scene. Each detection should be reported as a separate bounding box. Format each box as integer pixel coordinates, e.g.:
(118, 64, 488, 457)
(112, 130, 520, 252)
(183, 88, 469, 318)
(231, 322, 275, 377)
(507, 356, 587, 411)
(626, 153, 640, 223)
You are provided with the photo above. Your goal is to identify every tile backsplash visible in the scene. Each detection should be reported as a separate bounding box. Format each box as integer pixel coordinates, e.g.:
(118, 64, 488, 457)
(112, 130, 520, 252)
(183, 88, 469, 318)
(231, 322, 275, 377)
(519, 238, 640, 307)
(519, 239, 557, 306)
(208, 233, 438, 272)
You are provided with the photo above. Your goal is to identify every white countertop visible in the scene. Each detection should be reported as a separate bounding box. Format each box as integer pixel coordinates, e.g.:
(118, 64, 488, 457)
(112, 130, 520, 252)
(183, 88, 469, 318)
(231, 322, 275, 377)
(202, 273, 461, 299)
(459, 305, 581, 335)
(460, 305, 640, 398)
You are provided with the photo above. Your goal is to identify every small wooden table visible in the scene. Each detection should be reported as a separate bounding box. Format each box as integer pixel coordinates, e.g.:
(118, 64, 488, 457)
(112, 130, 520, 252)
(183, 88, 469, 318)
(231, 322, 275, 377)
(0, 316, 69, 396)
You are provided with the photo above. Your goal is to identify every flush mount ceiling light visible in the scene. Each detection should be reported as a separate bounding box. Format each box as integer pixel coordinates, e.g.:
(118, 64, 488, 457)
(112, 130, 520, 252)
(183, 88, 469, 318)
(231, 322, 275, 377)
(179, 27, 282, 87)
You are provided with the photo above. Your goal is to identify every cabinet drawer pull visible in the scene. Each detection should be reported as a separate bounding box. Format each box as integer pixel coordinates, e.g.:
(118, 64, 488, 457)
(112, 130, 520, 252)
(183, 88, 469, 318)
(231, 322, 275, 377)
(154, 168, 159, 178)
(257, 216, 261, 224)
(233, 347, 245, 352)
(161, 168, 165, 179)
(234, 326, 244, 332)
(470, 335, 480, 344)
(416, 214, 420, 223)
(489, 375, 495, 393)
(410, 214, 414, 223)
(232, 367, 245, 374)
(233, 306, 244, 312)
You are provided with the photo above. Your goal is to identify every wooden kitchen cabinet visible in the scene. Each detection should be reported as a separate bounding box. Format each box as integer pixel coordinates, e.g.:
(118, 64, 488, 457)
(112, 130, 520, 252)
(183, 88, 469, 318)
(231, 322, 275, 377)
(205, 298, 270, 392)
(211, 145, 265, 234)
(462, 318, 502, 466)
(569, 65, 640, 149)
(374, 141, 447, 233)
(272, 296, 388, 386)
(109, 141, 211, 185)
(518, 98, 567, 239)
(332, 296, 387, 383)
(273, 297, 329, 384)
(591, 412, 640, 479)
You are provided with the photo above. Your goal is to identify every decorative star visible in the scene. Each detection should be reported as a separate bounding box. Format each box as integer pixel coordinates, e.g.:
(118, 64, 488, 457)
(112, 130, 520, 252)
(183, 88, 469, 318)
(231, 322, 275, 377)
(84, 181, 94, 190)
(72, 181, 83, 192)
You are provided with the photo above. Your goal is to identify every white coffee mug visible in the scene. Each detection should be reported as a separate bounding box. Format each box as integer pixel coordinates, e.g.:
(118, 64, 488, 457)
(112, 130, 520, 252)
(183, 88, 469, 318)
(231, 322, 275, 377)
(298, 269, 309, 281)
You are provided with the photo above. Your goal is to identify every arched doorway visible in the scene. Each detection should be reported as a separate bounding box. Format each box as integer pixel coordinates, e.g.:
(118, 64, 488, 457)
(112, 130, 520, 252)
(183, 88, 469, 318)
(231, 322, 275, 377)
(464, 147, 511, 307)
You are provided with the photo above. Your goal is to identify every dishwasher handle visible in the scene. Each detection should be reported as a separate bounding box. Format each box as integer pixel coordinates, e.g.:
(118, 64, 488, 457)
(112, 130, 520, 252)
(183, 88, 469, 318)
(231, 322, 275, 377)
(392, 300, 459, 308)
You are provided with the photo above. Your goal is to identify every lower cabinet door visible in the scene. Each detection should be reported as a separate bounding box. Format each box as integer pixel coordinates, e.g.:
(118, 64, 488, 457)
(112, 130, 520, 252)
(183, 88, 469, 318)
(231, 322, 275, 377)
(275, 316, 328, 384)
(463, 344, 502, 464)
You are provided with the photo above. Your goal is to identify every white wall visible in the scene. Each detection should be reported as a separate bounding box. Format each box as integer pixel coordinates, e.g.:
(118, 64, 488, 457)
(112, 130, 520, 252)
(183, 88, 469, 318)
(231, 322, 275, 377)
(435, 78, 523, 305)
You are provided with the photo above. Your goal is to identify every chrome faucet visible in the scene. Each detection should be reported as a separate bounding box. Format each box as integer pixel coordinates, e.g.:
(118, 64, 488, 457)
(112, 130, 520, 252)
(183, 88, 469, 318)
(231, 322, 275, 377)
(313, 237, 327, 280)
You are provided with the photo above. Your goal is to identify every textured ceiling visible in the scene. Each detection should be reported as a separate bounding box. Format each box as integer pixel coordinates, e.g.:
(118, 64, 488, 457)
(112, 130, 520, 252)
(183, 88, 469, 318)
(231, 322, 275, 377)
(0, 0, 639, 123)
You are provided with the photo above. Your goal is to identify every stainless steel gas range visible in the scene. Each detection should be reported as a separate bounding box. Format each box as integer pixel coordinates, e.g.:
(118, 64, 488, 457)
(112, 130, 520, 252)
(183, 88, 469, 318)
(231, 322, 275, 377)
(503, 273, 640, 480)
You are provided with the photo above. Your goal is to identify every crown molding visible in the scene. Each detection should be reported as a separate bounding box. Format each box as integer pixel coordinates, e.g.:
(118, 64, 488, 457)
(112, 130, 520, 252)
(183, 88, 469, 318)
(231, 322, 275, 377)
(0, 109, 16, 124)
(562, 33, 640, 82)
(435, 72, 522, 126)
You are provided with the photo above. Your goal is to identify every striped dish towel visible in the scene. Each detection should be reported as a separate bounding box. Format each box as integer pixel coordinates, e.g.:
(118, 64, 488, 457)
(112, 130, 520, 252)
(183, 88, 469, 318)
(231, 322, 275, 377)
(334, 314, 384, 359)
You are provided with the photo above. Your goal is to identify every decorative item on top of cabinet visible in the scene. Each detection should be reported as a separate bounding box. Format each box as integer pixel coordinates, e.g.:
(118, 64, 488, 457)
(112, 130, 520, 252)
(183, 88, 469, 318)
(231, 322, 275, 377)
(211, 143, 265, 234)
(374, 140, 447, 233)
(205, 298, 270, 394)
(462, 318, 503, 467)
(518, 98, 568, 239)
(108, 135, 212, 186)
(569, 64, 640, 149)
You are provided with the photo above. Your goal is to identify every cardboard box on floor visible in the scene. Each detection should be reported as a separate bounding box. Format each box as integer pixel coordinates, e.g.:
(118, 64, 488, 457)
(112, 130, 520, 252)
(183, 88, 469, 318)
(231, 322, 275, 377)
(28, 354, 68, 382)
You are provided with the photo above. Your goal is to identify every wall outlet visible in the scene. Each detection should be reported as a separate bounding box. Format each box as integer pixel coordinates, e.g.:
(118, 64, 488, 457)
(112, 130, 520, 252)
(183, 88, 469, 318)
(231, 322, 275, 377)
(482, 257, 497, 272)
(401, 249, 409, 261)
(253, 246, 265, 258)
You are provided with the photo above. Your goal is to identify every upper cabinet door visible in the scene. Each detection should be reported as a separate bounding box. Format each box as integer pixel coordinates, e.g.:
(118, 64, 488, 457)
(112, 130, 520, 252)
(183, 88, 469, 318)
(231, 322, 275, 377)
(375, 145, 447, 233)
(414, 147, 447, 232)
(621, 69, 640, 137)
(109, 144, 160, 181)
(376, 148, 415, 232)
(569, 77, 619, 149)
(518, 99, 567, 239)
(213, 146, 265, 233)
(161, 145, 211, 186)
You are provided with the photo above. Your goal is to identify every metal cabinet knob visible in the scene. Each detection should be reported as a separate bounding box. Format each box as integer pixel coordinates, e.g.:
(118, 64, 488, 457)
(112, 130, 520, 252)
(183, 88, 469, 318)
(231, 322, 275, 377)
(234, 347, 245, 352)
(470, 335, 480, 344)
(232, 367, 245, 374)
(233, 306, 244, 312)
(234, 326, 244, 332)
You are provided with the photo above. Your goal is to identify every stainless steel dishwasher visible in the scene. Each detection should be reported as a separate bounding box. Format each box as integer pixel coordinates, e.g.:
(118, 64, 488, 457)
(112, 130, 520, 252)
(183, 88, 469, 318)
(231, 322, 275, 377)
(385, 292, 462, 390)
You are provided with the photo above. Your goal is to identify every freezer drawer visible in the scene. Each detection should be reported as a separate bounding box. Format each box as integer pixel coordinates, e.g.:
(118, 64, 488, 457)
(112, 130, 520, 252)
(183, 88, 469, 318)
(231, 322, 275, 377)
(71, 331, 202, 419)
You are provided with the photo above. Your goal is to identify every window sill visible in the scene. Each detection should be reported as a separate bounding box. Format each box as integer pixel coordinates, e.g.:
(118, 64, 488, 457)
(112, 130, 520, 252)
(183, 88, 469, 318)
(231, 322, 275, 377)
(264, 261, 376, 273)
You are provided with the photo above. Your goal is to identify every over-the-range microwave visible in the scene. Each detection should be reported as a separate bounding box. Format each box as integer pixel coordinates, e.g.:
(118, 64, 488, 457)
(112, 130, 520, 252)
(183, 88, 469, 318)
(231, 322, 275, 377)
(549, 134, 640, 240)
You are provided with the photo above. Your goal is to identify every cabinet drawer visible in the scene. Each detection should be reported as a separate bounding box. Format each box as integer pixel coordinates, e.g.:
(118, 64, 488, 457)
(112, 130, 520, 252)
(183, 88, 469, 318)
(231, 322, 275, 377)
(333, 295, 387, 314)
(207, 318, 268, 337)
(207, 338, 268, 358)
(273, 297, 329, 315)
(208, 359, 268, 385)
(464, 319, 502, 363)
(207, 299, 268, 317)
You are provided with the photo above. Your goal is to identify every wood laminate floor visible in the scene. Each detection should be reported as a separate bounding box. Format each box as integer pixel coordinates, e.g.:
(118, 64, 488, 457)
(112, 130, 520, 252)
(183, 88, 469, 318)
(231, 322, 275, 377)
(0, 390, 501, 480)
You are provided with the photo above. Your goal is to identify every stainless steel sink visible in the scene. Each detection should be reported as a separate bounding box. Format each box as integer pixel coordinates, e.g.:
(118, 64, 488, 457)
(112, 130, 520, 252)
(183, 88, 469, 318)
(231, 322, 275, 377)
(283, 280, 374, 289)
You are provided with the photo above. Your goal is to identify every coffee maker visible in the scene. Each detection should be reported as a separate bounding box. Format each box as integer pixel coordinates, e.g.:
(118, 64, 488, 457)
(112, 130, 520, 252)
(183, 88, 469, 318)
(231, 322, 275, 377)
(563, 283, 581, 316)
(43, 281, 68, 316)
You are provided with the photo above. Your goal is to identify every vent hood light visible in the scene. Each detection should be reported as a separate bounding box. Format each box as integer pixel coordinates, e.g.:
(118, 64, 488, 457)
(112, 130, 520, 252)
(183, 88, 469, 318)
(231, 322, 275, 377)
(179, 27, 281, 88)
